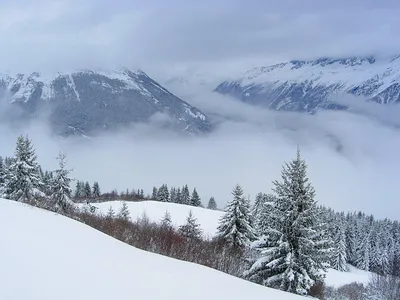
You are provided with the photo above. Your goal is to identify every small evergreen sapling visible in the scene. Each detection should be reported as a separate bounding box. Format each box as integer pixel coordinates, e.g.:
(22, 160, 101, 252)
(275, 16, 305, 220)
(51, 152, 74, 212)
(178, 210, 202, 239)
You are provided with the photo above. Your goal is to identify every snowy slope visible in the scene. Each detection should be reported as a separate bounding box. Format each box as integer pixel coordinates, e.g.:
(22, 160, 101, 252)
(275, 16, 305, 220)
(215, 55, 400, 112)
(325, 265, 372, 288)
(90, 200, 375, 288)
(0, 199, 305, 300)
(91, 200, 223, 238)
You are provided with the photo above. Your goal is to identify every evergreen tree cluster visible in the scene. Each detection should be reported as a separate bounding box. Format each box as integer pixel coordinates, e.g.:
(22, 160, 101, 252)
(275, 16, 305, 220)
(0, 135, 74, 212)
(322, 207, 400, 277)
(152, 184, 209, 208)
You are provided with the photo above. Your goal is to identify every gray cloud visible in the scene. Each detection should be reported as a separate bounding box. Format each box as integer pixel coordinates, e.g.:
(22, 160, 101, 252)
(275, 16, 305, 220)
(0, 0, 399, 74)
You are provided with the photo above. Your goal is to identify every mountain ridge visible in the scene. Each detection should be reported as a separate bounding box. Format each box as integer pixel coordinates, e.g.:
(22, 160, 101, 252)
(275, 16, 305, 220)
(214, 55, 400, 112)
(0, 68, 212, 136)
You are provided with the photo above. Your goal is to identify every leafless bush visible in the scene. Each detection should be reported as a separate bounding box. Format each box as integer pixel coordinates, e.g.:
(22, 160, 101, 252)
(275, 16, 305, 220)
(364, 273, 400, 300)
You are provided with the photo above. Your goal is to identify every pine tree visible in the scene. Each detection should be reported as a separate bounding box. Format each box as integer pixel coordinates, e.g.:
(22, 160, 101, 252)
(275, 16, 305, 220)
(84, 181, 92, 198)
(181, 185, 190, 205)
(190, 187, 202, 207)
(117, 202, 130, 221)
(5, 135, 42, 202)
(207, 197, 217, 210)
(0, 156, 5, 194)
(332, 223, 348, 272)
(252, 192, 266, 218)
(157, 184, 170, 202)
(161, 210, 173, 228)
(216, 184, 257, 248)
(92, 182, 101, 199)
(106, 205, 115, 219)
(254, 193, 276, 234)
(170, 187, 177, 203)
(140, 189, 144, 199)
(245, 149, 332, 296)
(178, 210, 202, 239)
(152, 187, 158, 200)
(51, 152, 74, 212)
(175, 187, 182, 204)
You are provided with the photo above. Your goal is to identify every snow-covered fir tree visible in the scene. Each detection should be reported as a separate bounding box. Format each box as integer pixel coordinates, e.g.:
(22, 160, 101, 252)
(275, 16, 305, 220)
(5, 135, 42, 202)
(117, 202, 130, 221)
(216, 184, 257, 248)
(152, 186, 158, 200)
(245, 149, 332, 296)
(84, 181, 92, 198)
(106, 205, 115, 219)
(92, 182, 101, 198)
(190, 187, 202, 207)
(51, 152, 74, 212)
(207, 197, 217, 210)
(254, 194, 276, 234)
(175, 187, 182, 204)
(332, 222, 348, 271)
(161, 210, 172, 228)
(157, 184, 170, 202)
(181, 185, 190, 205)
(178, 210, 202, 239)
(74, 181, 85, 199)
(170, 187, 177, 203)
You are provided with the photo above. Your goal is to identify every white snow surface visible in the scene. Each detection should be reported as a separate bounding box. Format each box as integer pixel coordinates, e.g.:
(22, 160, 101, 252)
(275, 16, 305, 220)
(325, 265, 373, 288)
(90, 200, 223, 238)
(0, 199, 306, 300)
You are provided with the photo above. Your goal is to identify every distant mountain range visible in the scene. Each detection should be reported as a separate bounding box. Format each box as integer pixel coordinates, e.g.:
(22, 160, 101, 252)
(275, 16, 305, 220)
(0, 68, 212, 136)
(214, 56, 400, 112)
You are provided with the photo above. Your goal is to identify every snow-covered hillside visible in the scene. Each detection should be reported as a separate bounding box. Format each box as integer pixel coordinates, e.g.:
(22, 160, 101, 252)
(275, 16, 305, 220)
(91, 200, 223, 238)
(0, 199, 305, 300)
(89, 200, 375, 288)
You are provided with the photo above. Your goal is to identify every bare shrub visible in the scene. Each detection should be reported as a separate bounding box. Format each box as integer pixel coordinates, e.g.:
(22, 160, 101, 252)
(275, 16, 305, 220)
(364, 273, 400, 300)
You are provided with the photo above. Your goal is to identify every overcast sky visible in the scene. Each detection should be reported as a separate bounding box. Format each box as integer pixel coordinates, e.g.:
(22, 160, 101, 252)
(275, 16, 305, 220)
(1, 1, 400, 220)
(1, 0, 400, 74)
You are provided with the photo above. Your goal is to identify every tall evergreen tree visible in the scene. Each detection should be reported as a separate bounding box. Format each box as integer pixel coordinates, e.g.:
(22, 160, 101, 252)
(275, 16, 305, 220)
(161, 210, 173, 228)
(332, 222, 348, 272)
(5, 135, 42, 202)
(157, 184, 170, 202)
(190, 187, 202, 207)
(84, 181, 92, 198)
(181, 185, 190, 205)
(170, 187, 177, 203)
(92, 181, 101, 199)
(51, 152, 74, 212)
(175, 187, 182, 204)
(245, 149, 332, 296)
(152, 187, 158, 200)
(207, 197, 217, 210)
(216, 184, 257, 248)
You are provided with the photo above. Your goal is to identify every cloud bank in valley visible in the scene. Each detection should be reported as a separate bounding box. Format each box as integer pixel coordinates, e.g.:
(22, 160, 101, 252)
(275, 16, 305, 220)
(1, 92, 399, 221)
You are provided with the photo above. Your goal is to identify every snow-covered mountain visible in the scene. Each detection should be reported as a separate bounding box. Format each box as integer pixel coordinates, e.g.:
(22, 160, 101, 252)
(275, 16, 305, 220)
(0, 68, 211, 136)
(215, 55, 400, 112)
